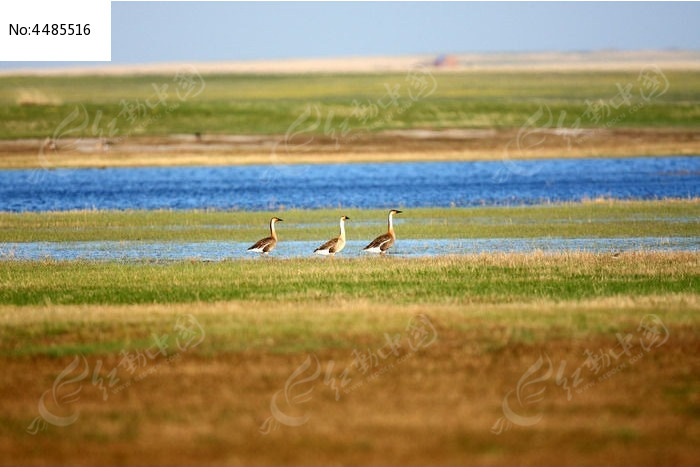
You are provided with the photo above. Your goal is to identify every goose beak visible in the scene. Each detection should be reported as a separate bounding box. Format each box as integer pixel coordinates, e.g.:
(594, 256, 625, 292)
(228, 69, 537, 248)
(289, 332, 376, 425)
(395, 210, 403, 214)
(345, 216, 350, 220)
(277, 218, 284, 222)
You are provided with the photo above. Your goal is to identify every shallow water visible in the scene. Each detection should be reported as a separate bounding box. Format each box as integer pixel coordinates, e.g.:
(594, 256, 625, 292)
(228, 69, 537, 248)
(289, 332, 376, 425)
(1, 237, 697, 261)
(1, 156, 698, 212)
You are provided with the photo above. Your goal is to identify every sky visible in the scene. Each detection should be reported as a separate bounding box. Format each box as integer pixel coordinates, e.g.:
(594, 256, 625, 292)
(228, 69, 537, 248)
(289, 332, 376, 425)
(2, 1, 700, 69)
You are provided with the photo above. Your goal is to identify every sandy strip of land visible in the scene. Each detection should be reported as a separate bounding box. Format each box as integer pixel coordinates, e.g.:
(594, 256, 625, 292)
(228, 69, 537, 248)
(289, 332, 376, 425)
(0, 128, 698, 169)
(2, 50, 700, 76)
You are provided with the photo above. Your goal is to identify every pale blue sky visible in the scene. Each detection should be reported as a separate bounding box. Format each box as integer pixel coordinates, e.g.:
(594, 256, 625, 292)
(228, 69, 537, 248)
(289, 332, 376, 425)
(2, 1, 700, 69)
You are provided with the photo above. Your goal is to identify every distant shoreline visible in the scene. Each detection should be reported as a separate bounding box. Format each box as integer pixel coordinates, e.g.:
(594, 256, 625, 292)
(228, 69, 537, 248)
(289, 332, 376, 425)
(2, 50, 700, 76)
(0, 128, 697, 170)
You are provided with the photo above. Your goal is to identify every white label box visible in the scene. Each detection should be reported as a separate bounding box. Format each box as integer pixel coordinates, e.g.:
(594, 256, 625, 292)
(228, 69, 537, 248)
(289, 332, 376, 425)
(0, 0, 110, 61)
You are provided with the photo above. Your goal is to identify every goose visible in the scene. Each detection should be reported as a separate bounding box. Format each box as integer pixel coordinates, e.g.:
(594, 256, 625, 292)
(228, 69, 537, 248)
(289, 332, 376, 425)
(247, 217, 283, 255)
(314, 216, 350, 256)
(363, 209, 402, 254)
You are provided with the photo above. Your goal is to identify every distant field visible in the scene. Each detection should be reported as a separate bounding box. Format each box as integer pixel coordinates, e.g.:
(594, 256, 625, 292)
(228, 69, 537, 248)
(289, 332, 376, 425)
(0, 199, 697, 243)
(1, 71, 699, 140)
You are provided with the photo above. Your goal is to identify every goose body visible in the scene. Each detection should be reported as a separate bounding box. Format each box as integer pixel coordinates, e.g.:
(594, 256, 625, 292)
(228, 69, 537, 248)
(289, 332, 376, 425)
(248, 217, 282, 255)
(363, 210, 402, 254)
(314, 216, 349, 256)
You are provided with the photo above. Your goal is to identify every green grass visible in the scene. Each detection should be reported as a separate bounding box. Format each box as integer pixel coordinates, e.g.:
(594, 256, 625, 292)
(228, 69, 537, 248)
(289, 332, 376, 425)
(0, 252, 696, 307)
(2, 71, 699, 139)
(0, 200, 698, 242)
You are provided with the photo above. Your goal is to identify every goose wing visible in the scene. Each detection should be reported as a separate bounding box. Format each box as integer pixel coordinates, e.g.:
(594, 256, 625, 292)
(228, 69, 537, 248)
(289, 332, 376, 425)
(315, 237, 339, 253)
(248, 236, 275, 251)
(363, 233, 393, 251)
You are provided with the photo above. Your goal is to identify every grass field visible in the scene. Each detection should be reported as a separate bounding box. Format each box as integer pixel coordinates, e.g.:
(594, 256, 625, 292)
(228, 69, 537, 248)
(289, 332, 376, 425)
(2, 252, 698, 309)
(2, 71, 700, 140)
(1, 67, 699, 464)
(0, 199, 697, 243)
(1, 71, 698, 169)
(0, 202, 698, 464)
(0, 251, 698, 464)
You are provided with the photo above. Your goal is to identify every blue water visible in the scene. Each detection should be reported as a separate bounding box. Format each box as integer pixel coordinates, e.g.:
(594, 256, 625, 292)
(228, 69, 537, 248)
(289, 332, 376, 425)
(0, 156, 698, 212)
(1, 237, 696, 261)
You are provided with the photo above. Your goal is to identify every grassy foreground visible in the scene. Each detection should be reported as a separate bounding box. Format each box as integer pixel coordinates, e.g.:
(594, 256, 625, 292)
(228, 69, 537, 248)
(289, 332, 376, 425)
(0, 199, 698, 243)
(0, 252, 698, 355)
(0, 251, 698, 465)
(0, 252, 697, 309)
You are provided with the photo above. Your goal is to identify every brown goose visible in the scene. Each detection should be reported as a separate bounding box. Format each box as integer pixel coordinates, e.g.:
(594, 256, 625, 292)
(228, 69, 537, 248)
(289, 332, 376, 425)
(247, 217, 283, 255)
(363, 209, 402, 254)
(314, 216, 350, 256)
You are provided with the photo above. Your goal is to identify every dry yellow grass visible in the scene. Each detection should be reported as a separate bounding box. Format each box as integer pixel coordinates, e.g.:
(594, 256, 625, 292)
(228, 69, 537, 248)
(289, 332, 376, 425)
(14, 88, 62, 107)
(1, 293, 698, 465)
(1, 128, 698, 169)
(0, 250, 698, 464)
